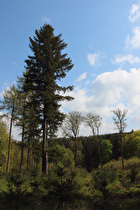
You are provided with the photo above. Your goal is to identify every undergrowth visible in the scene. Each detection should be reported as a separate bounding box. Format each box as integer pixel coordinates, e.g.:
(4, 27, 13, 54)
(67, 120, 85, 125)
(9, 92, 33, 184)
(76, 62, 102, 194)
(0, 158, 140, 209)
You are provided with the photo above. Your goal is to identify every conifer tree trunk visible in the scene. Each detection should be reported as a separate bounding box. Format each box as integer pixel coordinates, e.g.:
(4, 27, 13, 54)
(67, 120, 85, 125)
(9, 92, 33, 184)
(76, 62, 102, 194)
(74, 138, 77, 167)
(46, 128, 49, 174)
(96, 136, 103, 170)
(97, 140, 103, 170)
(27, 138, 30, 171)
(120, 132, 124, 170)
(20, 121, 25, 173)
(96, 127, 103, 169)
(6, 108, 14, 173)
(42, 114, 47, 174)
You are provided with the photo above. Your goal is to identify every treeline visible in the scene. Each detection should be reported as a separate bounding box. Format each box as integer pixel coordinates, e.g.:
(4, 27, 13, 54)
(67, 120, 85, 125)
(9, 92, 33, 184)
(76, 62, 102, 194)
(57, 130, 140, 172)
(0, 118, 140, 174)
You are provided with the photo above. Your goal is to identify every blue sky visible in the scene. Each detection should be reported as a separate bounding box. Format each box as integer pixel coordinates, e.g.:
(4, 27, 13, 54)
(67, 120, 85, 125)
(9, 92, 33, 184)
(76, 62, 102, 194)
(1, 0, 140, 138)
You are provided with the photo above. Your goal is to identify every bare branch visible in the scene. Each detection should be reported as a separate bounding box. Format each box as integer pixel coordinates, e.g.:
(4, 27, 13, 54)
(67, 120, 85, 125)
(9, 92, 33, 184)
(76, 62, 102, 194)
(112, 108, 128, 133)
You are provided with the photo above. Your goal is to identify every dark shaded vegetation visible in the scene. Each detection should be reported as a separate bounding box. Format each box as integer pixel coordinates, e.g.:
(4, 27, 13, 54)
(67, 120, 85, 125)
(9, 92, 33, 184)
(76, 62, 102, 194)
(57, 131, 135, 172)
(0, 157, 140, 209)
(0, 131, 140, 209)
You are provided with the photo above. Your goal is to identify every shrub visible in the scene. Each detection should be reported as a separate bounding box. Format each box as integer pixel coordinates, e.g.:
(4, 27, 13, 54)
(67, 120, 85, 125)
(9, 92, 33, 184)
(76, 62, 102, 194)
(3, 169, 27, 209)
(44, 166, 78, 204)
(129, 164, 140, 183)
(92, 167, 117, 199)
(104, 157, 140, 170)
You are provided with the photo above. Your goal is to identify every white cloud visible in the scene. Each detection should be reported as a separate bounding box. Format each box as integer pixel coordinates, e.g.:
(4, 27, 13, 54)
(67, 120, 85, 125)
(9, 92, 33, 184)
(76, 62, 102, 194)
(0, 86, 10, 98)
(0, 91, 3, 97)
(87, 51, 106, 67)
(129, 4, 140, 22)
(41, 16, 51, 23)
(77, 72, 87, 82)
(87, 53, 100, 66)
(126, 27, 140, 48)
(61, 68, 140, 135)
(114, 54, 140, 64)
(91, 68, 140, 112)
(61, 87, 92, 113)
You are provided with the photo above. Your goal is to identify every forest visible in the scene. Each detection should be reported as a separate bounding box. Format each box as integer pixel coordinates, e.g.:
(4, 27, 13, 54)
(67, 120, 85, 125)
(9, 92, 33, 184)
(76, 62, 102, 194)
(0, 24, 140, 210)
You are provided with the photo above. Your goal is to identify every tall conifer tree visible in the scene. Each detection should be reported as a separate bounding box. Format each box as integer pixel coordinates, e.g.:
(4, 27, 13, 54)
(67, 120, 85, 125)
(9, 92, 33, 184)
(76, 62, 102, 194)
(23, 24, 74, 174)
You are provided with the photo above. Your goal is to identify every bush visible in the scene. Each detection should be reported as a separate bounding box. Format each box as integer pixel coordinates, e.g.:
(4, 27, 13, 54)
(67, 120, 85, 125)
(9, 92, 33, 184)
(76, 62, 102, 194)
(128, 164, 140, 183)
(44, 166, 78, 204)
(92, 167, 117, 199)
(104, 157, 140, 170)
(3, 169, 27, 209)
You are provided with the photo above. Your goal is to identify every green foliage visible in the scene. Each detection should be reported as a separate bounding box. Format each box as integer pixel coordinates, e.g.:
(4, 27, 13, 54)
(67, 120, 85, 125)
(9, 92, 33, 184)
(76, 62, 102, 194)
(124, 157, 140, 170)
(81, 136, 100, 172)
(118, 171, 131, 188)
(93, 170, 109, 199)
(74, 168, 92, 197)
(92, 167, 117, 199)
(44, 166, 78, 204)
(0, 84, 18, 117)
(104, 156, 140, 170)
(6, 170, 27, 194)
(0, 84, 19, 173)
(22, 24, 74, 173)
(3, 169, 27, 209)
(30, 172, 45, 195)
(0, 161, 139, 209)
(49, 144, 74, 168)
(0, 120, 8, 172)
(76, 150, 84, 167)
(101, 139, 113, 164)
(23, 23, 74, 132)
(129, 164, 140, 183)
(124, 132, 140, 159)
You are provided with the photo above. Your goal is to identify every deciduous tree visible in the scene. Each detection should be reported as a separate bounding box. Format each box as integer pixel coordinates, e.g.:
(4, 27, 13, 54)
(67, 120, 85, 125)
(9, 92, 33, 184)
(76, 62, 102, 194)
(62, 111, 83, 166)
(124, 131, 140, 159)
(0, 84, 18, 173)
(112, 108, 127, 170)
(101, 139, 113, 164)
(84, 113, 103, 168)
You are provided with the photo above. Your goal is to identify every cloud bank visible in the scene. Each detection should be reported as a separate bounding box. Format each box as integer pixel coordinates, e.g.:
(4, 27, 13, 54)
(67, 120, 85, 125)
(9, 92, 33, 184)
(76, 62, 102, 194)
(62, 68, 140, 134)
